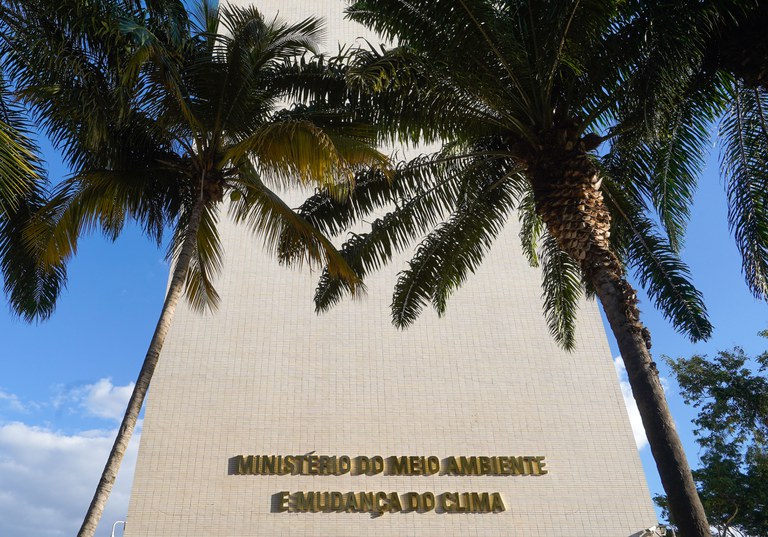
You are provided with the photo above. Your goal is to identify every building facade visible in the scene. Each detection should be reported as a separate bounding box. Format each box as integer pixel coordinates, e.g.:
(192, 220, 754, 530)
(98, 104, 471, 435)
(124, 2, 658, 535)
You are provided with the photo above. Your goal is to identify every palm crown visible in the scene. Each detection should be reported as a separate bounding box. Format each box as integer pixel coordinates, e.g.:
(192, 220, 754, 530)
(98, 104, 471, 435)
(292, 1, 736, 535)
(298, 0, 709, 347)
(6, 0, 387, 314)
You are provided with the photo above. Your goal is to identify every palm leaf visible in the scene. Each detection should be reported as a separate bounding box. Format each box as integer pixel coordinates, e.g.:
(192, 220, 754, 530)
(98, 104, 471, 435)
(609, 79, 728, 250)
(0, 72, 44, 217)
(603, 179, 712, 341)
(349, 43, 525, 144)
(312, 150, 497, 312)
(518, 190, 544, 267)
(167, 200, 223, 313)
(291, 166, 395, 238)
(25, 166, 184, 273)
(391, 163, 522, 327)
(538, 231, 583, 351)
(0, 184, 65, 321)
(721, 81, 768, 300)
(225, 119, 387, 194)
(229, 164, 362, 291)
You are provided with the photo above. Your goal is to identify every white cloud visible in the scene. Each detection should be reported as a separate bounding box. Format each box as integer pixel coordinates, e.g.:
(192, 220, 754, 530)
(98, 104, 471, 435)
(80, 379, 135, 422)
(0, 390, 26, 413)
(0, 380, 138, 537)
(0, 421, 140, 537)
(614, 356, 649, 450)
(49, 379, 134, 422)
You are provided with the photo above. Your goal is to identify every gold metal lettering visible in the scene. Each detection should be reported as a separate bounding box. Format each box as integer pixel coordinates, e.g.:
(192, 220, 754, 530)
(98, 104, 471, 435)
(460, 492, 470, 512)
(295, 492, 311, 512)
(307, 455, 319, 475)
(338, 456, 351, 475)
(445, 456, 460, 475)
(277, 491, 289, 512)
(459, 456, 479, 475)
(371, 456, 384, 475)
(318, 456, 329, 475)
(523, 456, 536, 475)
(474, 492, 490, 512)
(388, 492, 402, 512)
(284, 455, 296, 475)
(359, 492, 374, 512)
(497, 456, 509, 475)
(389, 456, 408, 475)
(235, 455, 254, 475)
(262, 455, 276, 475)
(409, 455, 421, 474)
(375, 491, 387, 513)
(344, 492, 359, 512)
(357, 456, 370, 475)
(427, 456, 440, 475)
(492, 492, 506, 512)
(277, 456, 290, 475)
(404, 492, 419, 511)
(479, 456, 491, 475)
(442, 492, 454, 512)
(509, 456, 525, 475)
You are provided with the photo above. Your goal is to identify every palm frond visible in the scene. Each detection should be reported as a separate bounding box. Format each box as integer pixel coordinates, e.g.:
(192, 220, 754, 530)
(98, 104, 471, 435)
(346, 43, 521, 145)
(312, 150, 504, 312)
(0, 184, 65, 321)
(229, 163, 362, 291)
(603, 179, 712, 341)
(538, 231, 583, 351)
(609, 78, 728, 250)
(518, 190, 544, 267)
(721, 82, 768, 299)
(163, 198, 223, 313)
(226, 118, 387, 194)
(219, 4, 324, 62)
(292, 166, 395, 238)
(0, 73, 44, 217)
(266, 53, 349, 108)
(25, 167, 184, 272)
(390, 164, 522, 327)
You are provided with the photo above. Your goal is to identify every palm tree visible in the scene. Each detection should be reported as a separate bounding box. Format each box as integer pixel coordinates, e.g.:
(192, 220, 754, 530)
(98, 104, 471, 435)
(2, 1, 387, 536)
(292, 1, 718, 535)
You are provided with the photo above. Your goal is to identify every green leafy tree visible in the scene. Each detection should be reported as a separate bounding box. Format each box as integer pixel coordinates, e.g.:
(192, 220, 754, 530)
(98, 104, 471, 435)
(291, 1, 722, 534)
(1, 1, 386, 536)
(656, 337, 768, 536)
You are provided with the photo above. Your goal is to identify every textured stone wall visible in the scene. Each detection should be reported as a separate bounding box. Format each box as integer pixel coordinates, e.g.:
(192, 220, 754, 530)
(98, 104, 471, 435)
(124, 2, 657, 535)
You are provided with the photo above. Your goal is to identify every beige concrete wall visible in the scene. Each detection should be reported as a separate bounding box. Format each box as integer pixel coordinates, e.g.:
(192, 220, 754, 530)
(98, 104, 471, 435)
(124, 2, 657, 535)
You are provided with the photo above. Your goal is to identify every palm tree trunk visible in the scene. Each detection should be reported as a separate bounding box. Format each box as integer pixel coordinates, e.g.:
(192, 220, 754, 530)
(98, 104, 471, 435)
(590, 255, 710, 537)
(531, 146, 711, 537)
(77, 194, 206, 537)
